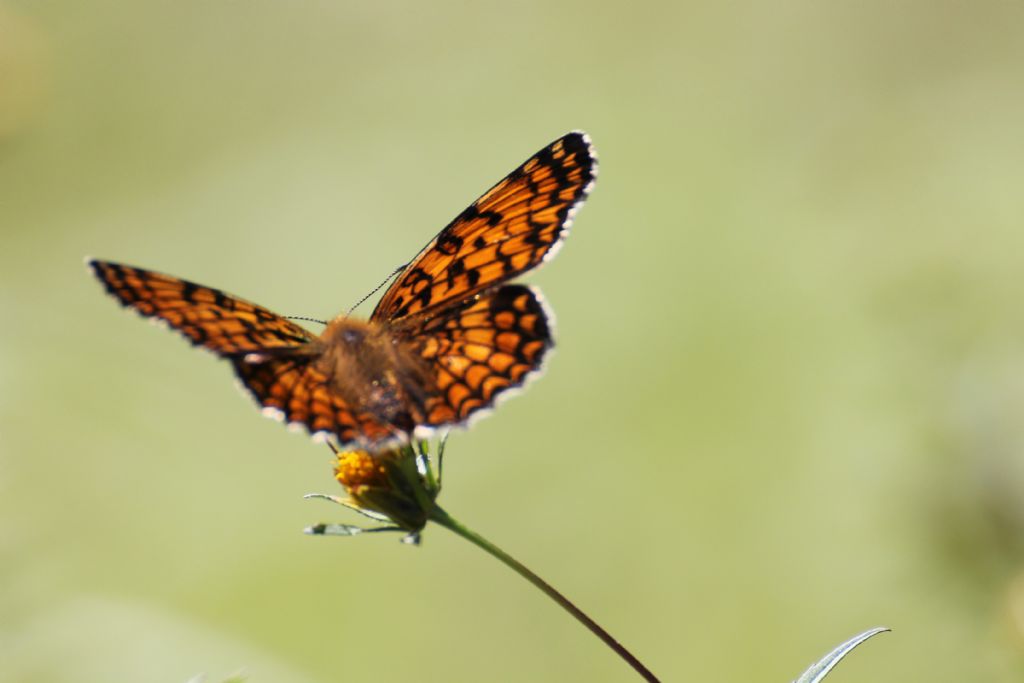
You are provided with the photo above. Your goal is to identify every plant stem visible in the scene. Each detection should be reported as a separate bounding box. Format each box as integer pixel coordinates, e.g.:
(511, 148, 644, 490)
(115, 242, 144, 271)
(428, 505, 660, 683)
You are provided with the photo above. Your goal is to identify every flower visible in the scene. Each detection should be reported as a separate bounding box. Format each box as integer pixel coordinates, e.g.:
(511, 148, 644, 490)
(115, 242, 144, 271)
(329, 445, 441, 535)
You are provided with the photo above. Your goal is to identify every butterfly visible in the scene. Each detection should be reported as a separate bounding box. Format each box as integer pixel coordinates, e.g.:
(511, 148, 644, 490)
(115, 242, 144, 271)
(89, 132, 596, 449)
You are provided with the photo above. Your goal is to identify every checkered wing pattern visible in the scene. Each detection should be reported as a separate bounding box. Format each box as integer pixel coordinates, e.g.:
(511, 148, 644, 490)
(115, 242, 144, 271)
(89, 260, 314, 355)
(371, 132, 595, 323)
(88, 133, 596, 449)
(232, 358, 398, 446)
(403, 284, 554, 427)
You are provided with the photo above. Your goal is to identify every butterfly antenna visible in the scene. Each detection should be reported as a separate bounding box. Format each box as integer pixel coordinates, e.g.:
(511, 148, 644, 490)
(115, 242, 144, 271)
(285, 315, 329, 326)
(345, 263, 408, 318)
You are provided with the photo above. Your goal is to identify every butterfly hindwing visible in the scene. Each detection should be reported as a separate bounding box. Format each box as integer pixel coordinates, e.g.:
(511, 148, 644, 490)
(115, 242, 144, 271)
(371, 132, 596, 323)
(402, 284, 554, 427)
(89, 260, 313, 356)
(232, 356, 400, 447)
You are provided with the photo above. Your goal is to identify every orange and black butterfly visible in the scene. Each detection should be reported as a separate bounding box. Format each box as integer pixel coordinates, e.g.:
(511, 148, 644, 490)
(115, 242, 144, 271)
(89, 132, 596, 449)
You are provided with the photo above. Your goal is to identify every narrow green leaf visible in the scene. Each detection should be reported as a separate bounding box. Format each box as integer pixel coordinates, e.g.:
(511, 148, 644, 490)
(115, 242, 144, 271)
(794, 627, 889, 683)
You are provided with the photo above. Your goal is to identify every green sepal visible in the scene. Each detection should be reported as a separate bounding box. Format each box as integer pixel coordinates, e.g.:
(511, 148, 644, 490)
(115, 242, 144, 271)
(304, 523, 405, 536)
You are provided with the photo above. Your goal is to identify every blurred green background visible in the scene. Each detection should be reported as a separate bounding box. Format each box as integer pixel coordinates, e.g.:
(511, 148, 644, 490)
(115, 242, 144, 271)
(2, 1, 1024, 681)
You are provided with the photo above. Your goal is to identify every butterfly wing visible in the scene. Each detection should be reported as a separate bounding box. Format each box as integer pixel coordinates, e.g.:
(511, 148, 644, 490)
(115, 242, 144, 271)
(90, 131, 593, 446)
(401, 284, 554, 429)
(232, 357, 400, 447)
(89, 260, 314, 355)
(371, 131, 596, 323)
(90, 259, 395, 446)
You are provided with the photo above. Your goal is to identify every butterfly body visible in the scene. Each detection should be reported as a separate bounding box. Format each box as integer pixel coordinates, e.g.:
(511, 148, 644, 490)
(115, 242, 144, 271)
(90, 132, 596, 449)
(308, 316, 434, 430)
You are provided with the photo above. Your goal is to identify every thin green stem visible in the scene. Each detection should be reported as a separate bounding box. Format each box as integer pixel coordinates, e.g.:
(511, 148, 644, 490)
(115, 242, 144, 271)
(429, 506, 660, 683)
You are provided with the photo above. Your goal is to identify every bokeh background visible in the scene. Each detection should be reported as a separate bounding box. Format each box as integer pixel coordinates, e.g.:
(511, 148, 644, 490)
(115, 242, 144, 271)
(3, 1, 1024, 681)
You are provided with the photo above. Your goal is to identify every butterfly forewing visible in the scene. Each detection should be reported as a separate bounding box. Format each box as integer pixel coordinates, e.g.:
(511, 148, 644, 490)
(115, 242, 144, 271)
(89, 260, 314, 355)
(371, 131, 596, 323)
